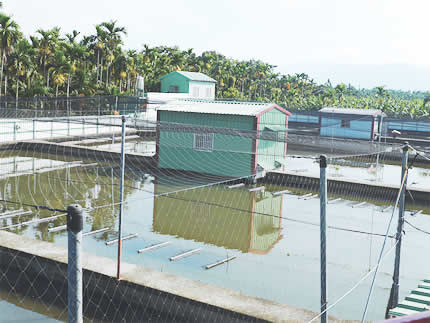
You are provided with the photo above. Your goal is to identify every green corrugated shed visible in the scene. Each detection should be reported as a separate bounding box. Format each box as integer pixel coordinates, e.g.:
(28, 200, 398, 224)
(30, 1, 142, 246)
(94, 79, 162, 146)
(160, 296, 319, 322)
(156, 100, 291, 178)
(160, 71, 216, 99)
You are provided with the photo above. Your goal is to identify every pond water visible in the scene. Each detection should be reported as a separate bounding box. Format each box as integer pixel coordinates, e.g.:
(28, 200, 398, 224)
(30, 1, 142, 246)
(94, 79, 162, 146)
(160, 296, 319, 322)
(0, 299, 64, 322)
(285, 150, 430, 190)
(0, 151, 429, 321)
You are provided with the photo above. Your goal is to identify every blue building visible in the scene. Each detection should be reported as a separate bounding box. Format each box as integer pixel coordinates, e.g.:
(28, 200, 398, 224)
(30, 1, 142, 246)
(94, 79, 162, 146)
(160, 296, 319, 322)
(319, 107, 385, 140)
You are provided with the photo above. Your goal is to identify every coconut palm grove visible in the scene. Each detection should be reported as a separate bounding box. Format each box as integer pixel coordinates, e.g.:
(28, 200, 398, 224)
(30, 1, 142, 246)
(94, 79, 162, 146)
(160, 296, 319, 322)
(0, 5, 429, 118)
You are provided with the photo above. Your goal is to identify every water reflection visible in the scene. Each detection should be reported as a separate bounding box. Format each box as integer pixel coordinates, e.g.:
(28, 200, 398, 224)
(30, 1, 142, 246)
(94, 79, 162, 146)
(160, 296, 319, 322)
(153, 181, 283, 254)
(0, 152, 138, 242)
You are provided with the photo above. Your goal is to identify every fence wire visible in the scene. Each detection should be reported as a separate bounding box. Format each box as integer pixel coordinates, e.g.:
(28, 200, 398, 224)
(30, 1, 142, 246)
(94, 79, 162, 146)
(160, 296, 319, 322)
(0, 105, 429, 322)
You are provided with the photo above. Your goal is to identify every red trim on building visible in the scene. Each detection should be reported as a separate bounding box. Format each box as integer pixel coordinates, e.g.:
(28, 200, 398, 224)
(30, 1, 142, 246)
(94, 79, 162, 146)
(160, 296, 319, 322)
(249, 235, 283, 255)
(255, 104, 292, 118)
(156, 110, 160, 165)
(284, 116, 288, 159)
(254, 116, 260, 175)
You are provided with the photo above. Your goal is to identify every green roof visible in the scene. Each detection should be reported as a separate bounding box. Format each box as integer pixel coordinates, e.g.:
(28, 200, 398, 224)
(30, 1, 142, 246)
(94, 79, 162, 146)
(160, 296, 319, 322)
(160, 71, 217, 83)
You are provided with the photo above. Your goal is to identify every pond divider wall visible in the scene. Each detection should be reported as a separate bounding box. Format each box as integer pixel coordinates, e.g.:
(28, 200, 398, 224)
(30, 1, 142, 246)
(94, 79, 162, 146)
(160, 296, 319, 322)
(266, 170, 430, 207)
(4, 139, 430, 206)
(0, 230, 336, 322)
(13, 140, 157, 169)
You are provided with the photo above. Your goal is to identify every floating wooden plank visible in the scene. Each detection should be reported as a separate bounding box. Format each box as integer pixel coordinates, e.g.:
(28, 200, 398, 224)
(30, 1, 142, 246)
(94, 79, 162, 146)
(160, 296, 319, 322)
(0, 208, 24, 216)
(83, 227, 110, 237)
(105, 233, 138, 246)
(205, 256, 237, 270)
(304, 194, 318, 200)
(272, 189, 291, 196)
(0, 213, 66, 230)
(0, 210, 32, 220)
(352, 202, 367, 208)
(227, 183, 245, 189)
(248, 186, 265, 192)
(169, 248, 201, 261)
(36, 161, 83, 174)
(48, 225, 67, 233)
(411, 210, 423, 216)
(80, 163, 98, 167)
(298, 193, 313, 199)
(138, 241, 171, 253)
(328, 198, 342, 204)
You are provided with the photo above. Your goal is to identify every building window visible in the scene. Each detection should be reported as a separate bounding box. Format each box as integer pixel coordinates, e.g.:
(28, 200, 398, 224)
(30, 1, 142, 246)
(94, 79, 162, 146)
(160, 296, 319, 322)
(341, 120, 350, 128)
(193, 133, 214, 152)
(169, 85, 179, 93)
(193, 87, 200, 97)
(206, 87, 211, 97)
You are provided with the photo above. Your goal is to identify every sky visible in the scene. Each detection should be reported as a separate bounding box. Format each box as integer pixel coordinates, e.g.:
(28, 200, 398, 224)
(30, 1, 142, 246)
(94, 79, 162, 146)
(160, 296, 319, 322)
(4, 0, 430, 90)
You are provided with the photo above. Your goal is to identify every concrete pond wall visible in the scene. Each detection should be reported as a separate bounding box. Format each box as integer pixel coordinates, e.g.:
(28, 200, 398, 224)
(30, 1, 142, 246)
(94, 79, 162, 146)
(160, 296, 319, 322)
(0, 230, 354, 323)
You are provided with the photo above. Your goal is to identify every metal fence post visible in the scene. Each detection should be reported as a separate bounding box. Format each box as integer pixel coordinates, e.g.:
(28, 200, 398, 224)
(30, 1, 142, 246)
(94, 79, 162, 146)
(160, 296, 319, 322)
(392, 143, 409, 307)
(67, 204, 83, 323)
(117, 116, 126, 280)
(319, 155, 328, 323)
(32, 119, 35, 140)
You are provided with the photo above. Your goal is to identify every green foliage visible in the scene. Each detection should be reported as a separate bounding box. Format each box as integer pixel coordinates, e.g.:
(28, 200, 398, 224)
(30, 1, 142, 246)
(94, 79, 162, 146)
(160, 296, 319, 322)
(0, 7, 429, 118)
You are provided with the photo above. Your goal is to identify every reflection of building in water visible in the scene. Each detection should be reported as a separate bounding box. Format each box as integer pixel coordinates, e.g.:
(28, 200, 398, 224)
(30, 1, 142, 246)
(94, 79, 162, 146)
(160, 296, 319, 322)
(153, 183, 283, 254)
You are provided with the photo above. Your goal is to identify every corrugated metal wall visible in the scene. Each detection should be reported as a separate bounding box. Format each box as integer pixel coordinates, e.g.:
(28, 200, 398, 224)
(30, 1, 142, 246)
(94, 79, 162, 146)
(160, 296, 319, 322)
(257, 109, 287, 170)
(320, 117, 372, 140)
(160, 73, 190, 93)
(158, 111, 255, 177)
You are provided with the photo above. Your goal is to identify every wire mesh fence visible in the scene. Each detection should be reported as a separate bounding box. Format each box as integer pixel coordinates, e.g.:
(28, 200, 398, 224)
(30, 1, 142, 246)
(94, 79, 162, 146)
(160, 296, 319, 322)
(0, 95, 146, 119)
(0, 107, 429, 322)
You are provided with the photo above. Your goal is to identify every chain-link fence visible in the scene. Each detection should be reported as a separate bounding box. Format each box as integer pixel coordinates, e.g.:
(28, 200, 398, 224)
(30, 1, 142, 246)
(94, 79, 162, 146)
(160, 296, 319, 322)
(0, 110, 429, 322)
(0, 96, 146, 119)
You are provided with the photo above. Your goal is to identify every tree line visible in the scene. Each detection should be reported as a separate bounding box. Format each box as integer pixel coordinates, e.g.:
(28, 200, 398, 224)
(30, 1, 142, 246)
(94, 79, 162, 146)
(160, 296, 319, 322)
(1, 6, 430, 118)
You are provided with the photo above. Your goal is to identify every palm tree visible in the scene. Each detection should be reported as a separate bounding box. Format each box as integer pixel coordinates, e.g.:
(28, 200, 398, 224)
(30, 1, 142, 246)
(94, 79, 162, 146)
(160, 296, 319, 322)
(36, 27, 60, 89)
(0, 13, 20, 97)
(98, 21, 126, 87)
(10, 39, 33, 105)
(94, 25, 107, 84)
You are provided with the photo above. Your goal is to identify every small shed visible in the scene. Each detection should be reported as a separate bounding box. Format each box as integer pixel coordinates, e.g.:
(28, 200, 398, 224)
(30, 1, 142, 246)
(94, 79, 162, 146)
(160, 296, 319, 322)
(319, 107, 386, 140)
(160, 71, 217, 99)
(156, 100, 291, 177)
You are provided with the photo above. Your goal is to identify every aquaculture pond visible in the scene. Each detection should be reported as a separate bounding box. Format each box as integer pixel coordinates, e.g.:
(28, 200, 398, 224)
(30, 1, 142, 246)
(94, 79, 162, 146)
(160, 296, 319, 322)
(1, 152, 430, 321)
(284, 149, 430, 190)
(0, 299, 63, 322)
